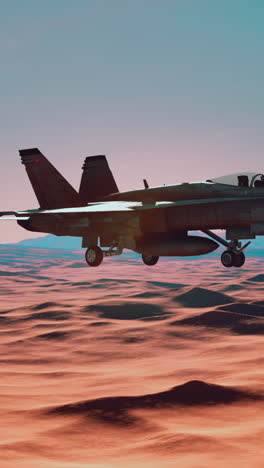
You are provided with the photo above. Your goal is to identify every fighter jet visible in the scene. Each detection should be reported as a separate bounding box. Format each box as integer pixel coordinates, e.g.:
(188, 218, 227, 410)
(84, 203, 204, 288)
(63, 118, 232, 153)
(1, 148, 264, 268)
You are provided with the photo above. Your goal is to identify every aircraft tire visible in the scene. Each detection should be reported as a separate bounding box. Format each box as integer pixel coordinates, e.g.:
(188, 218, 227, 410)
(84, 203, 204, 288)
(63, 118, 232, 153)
(142, 254, 159, 266)
(232, 251, 245, 268)
(85, 246, 103, 267)
(221, 250, 234, 268)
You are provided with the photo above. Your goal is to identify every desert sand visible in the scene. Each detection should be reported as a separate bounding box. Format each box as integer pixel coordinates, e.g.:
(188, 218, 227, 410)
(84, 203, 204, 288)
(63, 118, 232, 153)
(0, 246, 263, 467)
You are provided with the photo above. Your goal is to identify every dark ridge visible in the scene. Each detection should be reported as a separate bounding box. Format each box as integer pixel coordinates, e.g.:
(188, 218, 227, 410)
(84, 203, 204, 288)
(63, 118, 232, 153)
(170, 310, 264, 335)
(29, 311, 71, 321)
(38, 283, 56, 288)
(0, 271, 24, 276)
(218, 303, 264, 317)
(252, 300, 264, 307)
(37, 331, 71, 340)
(172, 310, 249, 328)
(67, 262, 87, 268)
(90, 303, 168, 320)
(247, 274, 264, 283)
(47, 380, 261, 426)
(222, 284, 243, 292)
(142, 314, 171, 321)
(89, 283, 114, 289)
(32, 302, 61, 311)
(122, 336, 147, 344)
(88, 321, 110, 327)
(173, 287, 233, 308)
(147, 281, 185, 289)
(0, 316, 8, 323)
(131, 292, 162, 299)
(232, 322, 264, 335)
(0, 358, 54, 365)
(12, 279, 33, 283)
(73, 281, 91, 286)
(97, 278, 137, 284)
(26, 274, 51, 280)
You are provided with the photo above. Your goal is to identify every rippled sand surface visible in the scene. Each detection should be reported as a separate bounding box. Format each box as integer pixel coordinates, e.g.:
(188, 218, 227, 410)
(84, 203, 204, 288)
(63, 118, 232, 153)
(0, 247, 263, 467)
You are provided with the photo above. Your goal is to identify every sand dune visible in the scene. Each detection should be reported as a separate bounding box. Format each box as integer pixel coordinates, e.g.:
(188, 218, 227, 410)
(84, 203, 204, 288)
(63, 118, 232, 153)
(0, 248, 263, 467)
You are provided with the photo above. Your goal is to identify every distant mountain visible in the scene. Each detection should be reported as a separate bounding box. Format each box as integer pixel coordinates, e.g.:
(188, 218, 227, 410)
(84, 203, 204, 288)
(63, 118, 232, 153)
(8, 235, 82, 250)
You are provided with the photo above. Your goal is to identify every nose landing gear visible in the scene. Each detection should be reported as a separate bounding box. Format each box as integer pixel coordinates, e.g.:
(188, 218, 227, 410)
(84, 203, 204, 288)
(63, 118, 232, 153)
(221, 250, 245, 268)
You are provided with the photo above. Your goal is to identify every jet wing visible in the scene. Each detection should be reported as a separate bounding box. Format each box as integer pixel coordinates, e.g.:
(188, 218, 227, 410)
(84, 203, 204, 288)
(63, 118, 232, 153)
(0, 202, 142, 220)
(1, 196, 264, 218)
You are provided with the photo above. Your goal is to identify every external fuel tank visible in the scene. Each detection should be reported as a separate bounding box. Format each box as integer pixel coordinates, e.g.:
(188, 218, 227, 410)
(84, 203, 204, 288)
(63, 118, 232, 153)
(135, 235, 219, 256)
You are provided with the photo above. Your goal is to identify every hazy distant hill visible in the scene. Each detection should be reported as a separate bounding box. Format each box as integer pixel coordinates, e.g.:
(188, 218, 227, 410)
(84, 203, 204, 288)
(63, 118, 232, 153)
(13, 235, 82, 250)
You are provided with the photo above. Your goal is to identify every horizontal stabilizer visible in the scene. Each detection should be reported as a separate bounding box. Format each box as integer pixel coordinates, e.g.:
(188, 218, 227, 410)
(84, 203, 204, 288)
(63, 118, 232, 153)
(79, 155, 119, 203)
(0, 211, 18, 217)
(0, 216, 30, 220)
(19, 148, 83, 209)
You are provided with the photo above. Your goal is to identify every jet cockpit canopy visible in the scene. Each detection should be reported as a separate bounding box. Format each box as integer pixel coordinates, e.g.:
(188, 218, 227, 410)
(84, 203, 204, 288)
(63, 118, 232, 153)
(207, 172, 264, 188)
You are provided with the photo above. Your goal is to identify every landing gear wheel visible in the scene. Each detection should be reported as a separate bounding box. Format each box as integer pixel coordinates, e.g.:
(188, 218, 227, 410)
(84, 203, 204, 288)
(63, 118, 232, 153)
(232, 251, 245, 268)
(142, 254, 159, 266)
(221, 250, 246, 268)
(85, 246, 103, 267)
(221, 250, 234, 268)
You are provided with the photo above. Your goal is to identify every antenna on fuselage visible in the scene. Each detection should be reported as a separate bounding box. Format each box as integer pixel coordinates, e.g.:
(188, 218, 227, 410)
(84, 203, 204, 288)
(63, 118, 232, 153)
(143, 179, 149, 189)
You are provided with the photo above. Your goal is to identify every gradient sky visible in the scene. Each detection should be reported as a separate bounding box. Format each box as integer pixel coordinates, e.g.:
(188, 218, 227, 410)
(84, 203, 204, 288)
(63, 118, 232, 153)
(0, 0, 264, 242)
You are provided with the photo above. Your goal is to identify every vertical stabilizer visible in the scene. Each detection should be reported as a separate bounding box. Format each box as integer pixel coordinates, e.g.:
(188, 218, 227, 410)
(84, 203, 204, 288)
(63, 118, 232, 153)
(79, 155, 119, 203)
(19, 148, 82, 209)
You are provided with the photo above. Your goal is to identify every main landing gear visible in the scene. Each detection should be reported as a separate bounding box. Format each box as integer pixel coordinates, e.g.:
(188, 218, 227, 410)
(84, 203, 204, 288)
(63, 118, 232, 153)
(202, 230, 250, 268)
(142, 254, 159, 266)
(85, 246, 103, 267)
(85, 241, 124, 267)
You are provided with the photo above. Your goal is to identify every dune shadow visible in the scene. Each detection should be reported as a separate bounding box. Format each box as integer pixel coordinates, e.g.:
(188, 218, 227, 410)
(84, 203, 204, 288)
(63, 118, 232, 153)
(0, 271, 25, 276)
(88, 321, 111, 327)
(29, 311, 71, 321)
(170, 309, 264, 335)
(36, 331, 72, 340)
(90, 303, 169, 320)
(218, 303, 264, 317)
(131, 292, 162, 299)
(32, 302, 63, 311)
(221, 284, 244, 292)
(173, 287, 233, 308)
(47, 380, 261, 426)
(67, 262, 88, 268)
(147, 281, 185, 289)
(246, 274, 264, 283)
(232, 322, 264, 335)
(172, 310, 247, 328)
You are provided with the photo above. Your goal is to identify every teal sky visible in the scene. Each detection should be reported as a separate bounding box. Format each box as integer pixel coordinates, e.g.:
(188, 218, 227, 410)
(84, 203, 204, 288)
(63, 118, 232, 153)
(0, 0, 264, 242)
